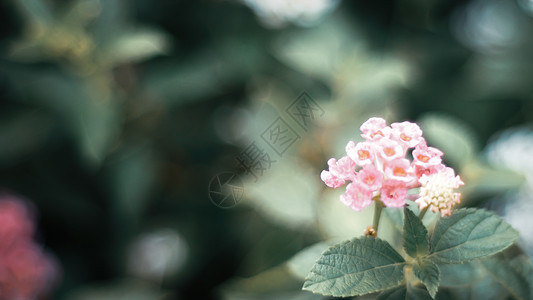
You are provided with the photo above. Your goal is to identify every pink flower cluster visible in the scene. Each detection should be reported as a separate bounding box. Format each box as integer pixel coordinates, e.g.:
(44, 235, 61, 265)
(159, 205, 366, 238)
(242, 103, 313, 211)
(321, 117, 463, 214)
(0, 195, 59, 300)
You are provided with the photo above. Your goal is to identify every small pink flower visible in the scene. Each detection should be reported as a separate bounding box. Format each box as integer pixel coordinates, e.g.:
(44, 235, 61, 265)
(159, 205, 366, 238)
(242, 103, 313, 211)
(346, 141, 374, 166)
(380, 180, 407, 207)
(328, 156, 356, 180)
(413, 163, 444, 179)
(360, 117, 391, 141)
(320, 170, 345, 188)
(321, 156, 356, 188)
(357, 164, 383, 190)
(391, 121, 424, 148)
(384, 158, 415, 183)
(340, 182, 373, 211)
(376, 139, 405, 162)
(432, 167, 464, 188)
(413, 142, 443, 167)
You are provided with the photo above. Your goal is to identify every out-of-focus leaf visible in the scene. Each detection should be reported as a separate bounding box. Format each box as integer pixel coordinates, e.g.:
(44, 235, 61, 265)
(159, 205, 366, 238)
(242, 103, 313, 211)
(221, 265, 303, 297)
(100, 28, 170, 65)
(13, 0, 53, 25)
(438, 262, 485, 287)
(481, 255, 531, 300)
(303, 237, 405, 297)
(403, 207, 429, 258)
(104, 143, 155, 218)
(419, 113, 478, 167)
(429, 208, 518, 263)
(141, 55, 233, 106)
(377, 285, 432, 300)
(286, 242, 332, 281)
(384, 207, 404, 234)
(13, 71, 119, 167)
(460, 161, 525, 201)
(142, 36, 266, 108)
(273, 12, 409, 99)
(66, 279, 171, 300)
(448, 275, 510, 300)
(243, 158, 318, 229)
(273, 15, 362, 83)
(0, 111, 52, 167)
(63, 0, 104, 27)
(77, 91, 119, 166)
(223, 290, 323, 300)
(90, 0, 129, 44)
(318, 192, 397, 243)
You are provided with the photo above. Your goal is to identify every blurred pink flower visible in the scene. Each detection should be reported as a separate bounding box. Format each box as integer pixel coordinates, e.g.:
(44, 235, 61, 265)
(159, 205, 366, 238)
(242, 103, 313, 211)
(0, 194, 59, 300)
(0, 199, 34, 248)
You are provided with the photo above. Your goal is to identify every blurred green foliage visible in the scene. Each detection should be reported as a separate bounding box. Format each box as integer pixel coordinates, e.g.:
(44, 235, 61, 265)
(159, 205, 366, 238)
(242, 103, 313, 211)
(0, 0, 532, 299)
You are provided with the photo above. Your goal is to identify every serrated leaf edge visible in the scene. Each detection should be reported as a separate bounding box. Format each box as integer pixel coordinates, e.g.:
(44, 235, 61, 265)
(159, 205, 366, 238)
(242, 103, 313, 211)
(302, 237, 406, 297)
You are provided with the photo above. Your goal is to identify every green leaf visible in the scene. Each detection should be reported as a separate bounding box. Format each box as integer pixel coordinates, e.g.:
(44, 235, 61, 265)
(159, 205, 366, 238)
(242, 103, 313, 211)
(12, 71, 119, 167)
(413, 259, 440, 298)
(481, 255, 531, 300)
(429, 208, 518, 263)
(302, 237, 405, 297)
(403, 207, 429, 258)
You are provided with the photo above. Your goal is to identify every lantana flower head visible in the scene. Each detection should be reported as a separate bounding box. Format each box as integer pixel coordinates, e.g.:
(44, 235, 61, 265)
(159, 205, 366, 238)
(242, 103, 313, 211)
(321, 117, 463, 216)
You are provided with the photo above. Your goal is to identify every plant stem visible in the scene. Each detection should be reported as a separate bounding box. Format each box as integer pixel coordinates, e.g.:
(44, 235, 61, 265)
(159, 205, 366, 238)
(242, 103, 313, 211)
(372, 199, 384, 236)
(419, 206, 428, 221)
